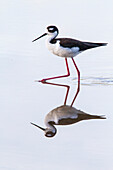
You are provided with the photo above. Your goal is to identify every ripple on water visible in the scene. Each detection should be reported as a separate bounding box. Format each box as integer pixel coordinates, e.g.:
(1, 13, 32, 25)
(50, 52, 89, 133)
(72, 76, 113, 86)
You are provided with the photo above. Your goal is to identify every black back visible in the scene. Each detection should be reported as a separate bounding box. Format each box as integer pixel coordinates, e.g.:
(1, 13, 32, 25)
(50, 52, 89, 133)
(50, 38, 107, 51)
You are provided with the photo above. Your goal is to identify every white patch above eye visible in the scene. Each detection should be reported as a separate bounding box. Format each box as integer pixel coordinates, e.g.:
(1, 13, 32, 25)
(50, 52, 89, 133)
(47, 134, 52, 136)
(49, 28, 54, 30)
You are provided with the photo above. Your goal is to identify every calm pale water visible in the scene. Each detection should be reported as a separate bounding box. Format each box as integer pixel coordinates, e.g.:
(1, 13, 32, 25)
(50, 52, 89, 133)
(0, 0, 113, 169)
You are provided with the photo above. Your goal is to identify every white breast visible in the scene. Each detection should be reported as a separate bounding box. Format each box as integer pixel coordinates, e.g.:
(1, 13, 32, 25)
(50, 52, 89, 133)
(46, 39, 80, 58)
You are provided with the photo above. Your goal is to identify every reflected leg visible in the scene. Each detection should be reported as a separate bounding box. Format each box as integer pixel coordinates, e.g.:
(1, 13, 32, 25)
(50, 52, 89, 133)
(71, 58, 80, 106)
(40, 81, 70, 105)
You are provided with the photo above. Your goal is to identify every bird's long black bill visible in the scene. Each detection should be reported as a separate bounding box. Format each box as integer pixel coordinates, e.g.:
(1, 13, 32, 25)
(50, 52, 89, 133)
(30, 122, 45, 131)
(32, 33, 47, 42)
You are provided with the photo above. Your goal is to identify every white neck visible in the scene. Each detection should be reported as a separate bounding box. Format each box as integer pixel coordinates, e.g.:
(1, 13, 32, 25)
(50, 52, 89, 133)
(46, 122, 56, 133)
(47, 31, 58, 41)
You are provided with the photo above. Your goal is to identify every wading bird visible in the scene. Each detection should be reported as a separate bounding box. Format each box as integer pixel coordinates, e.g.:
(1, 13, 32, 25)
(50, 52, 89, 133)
(32, 25, 107, 83)
(31, 105, 106, 138)
(31, 81, 106, 138)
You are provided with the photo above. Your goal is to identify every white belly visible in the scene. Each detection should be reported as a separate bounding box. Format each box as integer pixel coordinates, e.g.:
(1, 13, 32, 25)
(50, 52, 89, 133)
(46, 40, 80, 58)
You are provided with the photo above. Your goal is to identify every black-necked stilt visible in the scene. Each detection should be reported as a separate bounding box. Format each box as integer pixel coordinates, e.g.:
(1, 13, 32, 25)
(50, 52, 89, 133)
(31, 81, 106, 138)
(31, 105, 106, 138)
(32, 25, 107, 83)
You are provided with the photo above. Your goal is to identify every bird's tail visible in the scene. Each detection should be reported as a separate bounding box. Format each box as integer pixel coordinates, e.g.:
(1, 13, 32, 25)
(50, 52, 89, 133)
(92, 42, 108, 46)
(82, 114, 106, 120)
(83, 42, 107, 50)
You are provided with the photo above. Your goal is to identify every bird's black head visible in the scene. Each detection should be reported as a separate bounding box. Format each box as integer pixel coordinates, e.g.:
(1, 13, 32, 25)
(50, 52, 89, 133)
(30, 122, 57, 138)
(47, 25, 59, 34)
(32, 25, 59, 42)
(45, 128, 57, 138)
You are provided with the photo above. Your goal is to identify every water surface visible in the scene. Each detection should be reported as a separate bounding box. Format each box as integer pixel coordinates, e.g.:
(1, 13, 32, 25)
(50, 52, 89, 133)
(0, 0, 113, 170)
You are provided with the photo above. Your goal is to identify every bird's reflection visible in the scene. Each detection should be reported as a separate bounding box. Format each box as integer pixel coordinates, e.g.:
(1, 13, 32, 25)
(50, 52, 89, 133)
(31, 81, 106, 137)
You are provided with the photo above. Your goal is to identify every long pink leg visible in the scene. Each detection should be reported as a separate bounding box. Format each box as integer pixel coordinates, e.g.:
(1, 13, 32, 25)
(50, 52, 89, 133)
(41, 81, 70, 105)
(70, 58, 80, 106)
(39, 58, 70, 83)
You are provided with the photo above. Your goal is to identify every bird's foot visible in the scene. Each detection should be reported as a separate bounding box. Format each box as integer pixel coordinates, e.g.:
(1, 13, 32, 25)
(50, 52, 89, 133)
(37, 79, 47, 83)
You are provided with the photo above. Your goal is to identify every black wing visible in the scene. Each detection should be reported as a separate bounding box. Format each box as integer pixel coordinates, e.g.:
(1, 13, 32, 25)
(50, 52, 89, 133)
(51, 38, 107, 51)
